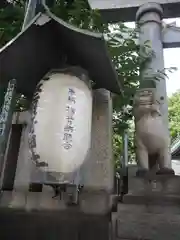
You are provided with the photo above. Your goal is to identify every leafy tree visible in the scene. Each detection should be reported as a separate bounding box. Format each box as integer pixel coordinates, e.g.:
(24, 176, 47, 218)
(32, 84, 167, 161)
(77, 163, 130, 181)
(0, 1, 24, 48)
(168, 90, 180, 141)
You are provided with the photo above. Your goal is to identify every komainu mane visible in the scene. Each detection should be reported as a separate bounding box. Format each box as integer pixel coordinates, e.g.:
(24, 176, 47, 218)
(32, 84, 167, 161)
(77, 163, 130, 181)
(133, 88, 174, 177)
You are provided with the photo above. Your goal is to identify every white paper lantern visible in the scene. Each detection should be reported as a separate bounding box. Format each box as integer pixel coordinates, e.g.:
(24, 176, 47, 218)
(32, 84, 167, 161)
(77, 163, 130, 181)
(28, 69, 92, 178)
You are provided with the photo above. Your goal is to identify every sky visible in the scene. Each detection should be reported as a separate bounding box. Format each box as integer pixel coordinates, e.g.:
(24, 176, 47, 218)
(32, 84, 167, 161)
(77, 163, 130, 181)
(164, 18, 180, 97)
(125, 18, 180, 97)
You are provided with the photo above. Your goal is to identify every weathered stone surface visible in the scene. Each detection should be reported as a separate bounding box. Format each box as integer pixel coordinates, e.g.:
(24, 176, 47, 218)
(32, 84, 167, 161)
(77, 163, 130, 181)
(79, 89, 113, 214)
(127, 165, 180, 195)
(118, 202, 180, 215)
(14, 89, 113, 195)
(0, 208, 110, 240)
(117, 210, 180, 240)
(117, 164, 180, 240)
(80, 89, 113, 191)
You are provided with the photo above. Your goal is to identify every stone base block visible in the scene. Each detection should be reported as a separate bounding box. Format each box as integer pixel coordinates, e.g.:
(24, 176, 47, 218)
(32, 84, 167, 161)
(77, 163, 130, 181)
(116, 165, 180, 240)
(117, 210, 180, 240)
(0, 209, 110, 240)
(128, 165, 180, 196)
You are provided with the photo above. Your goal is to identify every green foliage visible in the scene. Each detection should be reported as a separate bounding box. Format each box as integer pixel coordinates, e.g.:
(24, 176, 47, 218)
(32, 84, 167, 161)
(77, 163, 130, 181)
(113, 133, 122, 170)
(51, 0, 106, 32)
(113, 122, 135, 170)
(15, 93, 30, 112)
(0, 1, 24, 48)
(109, 24, 139, 132)
(168, 90, 180, 141)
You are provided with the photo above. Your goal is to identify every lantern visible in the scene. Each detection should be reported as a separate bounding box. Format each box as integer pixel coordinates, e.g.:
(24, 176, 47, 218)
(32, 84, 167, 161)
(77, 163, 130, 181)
(28, 68, 92, 183)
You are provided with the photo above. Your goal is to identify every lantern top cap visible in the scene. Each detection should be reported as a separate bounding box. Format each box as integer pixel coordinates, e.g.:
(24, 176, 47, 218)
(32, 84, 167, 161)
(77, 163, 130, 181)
(0, 6, 123, 97)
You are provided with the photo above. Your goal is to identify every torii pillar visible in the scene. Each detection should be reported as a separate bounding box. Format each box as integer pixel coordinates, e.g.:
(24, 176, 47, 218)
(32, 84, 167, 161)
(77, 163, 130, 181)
(136, 3, 172, 168)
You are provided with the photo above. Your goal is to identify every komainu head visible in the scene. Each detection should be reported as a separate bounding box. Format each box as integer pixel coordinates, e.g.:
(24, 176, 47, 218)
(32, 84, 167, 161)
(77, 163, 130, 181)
(133, 88, 161, 120)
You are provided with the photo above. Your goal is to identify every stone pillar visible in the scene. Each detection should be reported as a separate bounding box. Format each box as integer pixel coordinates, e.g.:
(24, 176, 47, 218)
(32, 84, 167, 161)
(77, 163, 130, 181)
(136, 3, 168, 126)
(136, 3, 171, 167)
(79, 89, 114, 214)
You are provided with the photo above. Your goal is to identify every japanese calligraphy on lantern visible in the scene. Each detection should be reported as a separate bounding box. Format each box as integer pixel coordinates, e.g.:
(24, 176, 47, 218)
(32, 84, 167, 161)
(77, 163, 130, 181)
(0, 80, 16, 136)
(63, 88, 76, 149)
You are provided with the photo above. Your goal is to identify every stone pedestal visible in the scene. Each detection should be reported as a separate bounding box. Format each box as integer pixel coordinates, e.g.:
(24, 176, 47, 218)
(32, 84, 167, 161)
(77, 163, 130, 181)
(117, 164, 180, 240)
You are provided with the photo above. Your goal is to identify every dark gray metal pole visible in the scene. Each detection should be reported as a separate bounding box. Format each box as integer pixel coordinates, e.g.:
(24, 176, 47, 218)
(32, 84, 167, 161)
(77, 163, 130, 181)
(120, 130, 129, 198)
(123, 130, 128, 169)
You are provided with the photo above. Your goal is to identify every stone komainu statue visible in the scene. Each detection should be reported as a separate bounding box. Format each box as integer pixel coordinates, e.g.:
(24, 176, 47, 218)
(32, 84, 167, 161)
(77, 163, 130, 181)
(133, 88, 174, 177)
